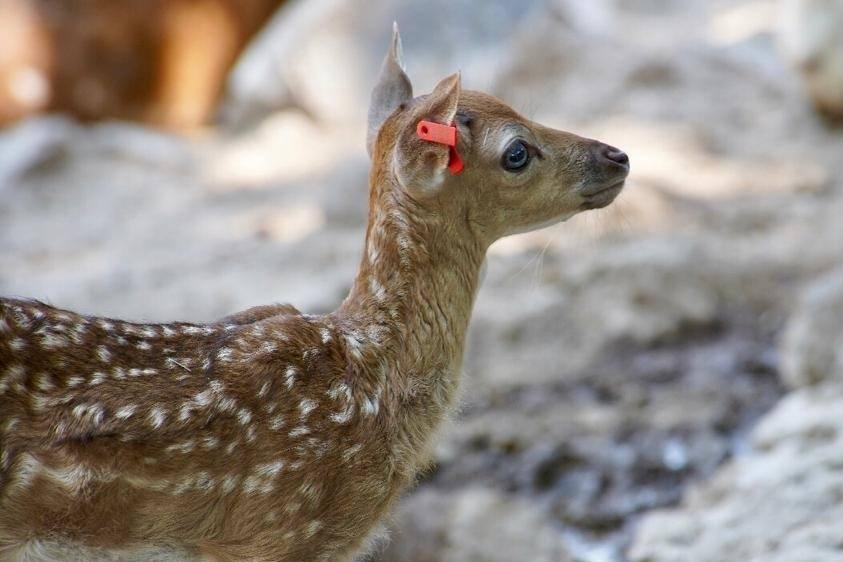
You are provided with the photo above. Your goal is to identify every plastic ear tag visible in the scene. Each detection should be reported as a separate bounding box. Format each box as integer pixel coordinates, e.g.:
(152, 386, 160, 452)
(417, 120, 464, 175)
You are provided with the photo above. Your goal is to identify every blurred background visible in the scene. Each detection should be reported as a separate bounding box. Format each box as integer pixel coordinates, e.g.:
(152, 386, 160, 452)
(2, 0, 843, 560)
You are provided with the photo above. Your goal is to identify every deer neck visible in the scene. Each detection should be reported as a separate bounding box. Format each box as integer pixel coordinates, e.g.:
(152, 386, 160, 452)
(337, 174, 485, 403)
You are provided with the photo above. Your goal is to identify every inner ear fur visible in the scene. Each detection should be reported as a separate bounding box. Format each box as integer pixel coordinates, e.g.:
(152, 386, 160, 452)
(393, 73, 462, 194)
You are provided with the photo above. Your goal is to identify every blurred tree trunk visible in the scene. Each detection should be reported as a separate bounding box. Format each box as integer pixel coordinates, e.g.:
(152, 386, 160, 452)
(0, 0, 285, 129)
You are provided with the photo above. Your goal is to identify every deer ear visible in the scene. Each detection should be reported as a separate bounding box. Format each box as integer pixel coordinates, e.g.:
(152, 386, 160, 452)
(394, 72, 461, 194)
(367, 23, 413, 157)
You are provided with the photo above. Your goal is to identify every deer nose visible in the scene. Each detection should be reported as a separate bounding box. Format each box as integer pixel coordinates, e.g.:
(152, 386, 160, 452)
(599, 144, 629, 168)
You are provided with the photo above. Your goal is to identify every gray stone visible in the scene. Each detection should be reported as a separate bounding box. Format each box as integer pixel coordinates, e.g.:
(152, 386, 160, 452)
(629, 384, 843, 562)
(376, 488, 575, 562)
(780, 267, 843, 388)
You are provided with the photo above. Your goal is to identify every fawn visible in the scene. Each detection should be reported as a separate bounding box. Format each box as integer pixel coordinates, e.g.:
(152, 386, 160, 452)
(0, 25, 629, 562)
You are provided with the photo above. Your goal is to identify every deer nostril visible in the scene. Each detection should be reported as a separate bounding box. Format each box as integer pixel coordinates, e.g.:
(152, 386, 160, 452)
(603, 145, 629, 167)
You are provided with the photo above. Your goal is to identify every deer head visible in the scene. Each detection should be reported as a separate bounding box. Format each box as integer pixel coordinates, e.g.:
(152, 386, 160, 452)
(366, 24, 630, 246)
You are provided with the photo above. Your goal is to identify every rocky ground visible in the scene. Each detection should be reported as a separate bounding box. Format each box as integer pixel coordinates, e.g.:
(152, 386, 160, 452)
(2, 0, 843, 561)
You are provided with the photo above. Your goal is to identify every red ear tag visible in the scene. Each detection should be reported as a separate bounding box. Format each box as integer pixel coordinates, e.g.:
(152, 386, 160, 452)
(417, 120, 464, 176)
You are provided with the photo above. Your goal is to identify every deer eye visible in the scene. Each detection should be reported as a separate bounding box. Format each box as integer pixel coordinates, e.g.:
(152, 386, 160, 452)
(502, 140, 530, 172)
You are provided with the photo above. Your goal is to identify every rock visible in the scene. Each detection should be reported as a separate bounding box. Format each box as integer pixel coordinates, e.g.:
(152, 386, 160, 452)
(224, 0, 545, 127)
(779, 0, 843, 121)
(469, 238, 720, 390)
(780, 267, 843, 388)
(629, 383, 843, 562)
(375, 488, 575, 562)
(0, 116, 75, 188)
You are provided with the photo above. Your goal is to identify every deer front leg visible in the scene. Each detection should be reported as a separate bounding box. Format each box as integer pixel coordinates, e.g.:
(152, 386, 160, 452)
(215, 304, 301, 326)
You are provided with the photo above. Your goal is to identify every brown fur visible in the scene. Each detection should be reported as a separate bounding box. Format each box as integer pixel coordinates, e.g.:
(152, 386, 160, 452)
(0, 28, 629, 562)
(0, 0, 284, 128)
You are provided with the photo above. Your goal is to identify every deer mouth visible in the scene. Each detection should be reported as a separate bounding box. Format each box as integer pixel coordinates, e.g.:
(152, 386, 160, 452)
(580, 180, 626, 209)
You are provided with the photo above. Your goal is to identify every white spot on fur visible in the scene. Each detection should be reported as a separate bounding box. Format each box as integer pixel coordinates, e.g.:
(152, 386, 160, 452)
(258, 381, 271, 398)
(298, 398, 317, 418)
(4, 364, 24, 383)
(305, 520, 323, 538)
(4, 417, 20, 433)
(178, 404, 193, 422)
(330, 404, 355, 425)
(96, 346, 112, 363)
(256, 460, 284, 478)
(196, 472, 215, 491)
(35, 373, 55, 391)
(217, 348, 234, 362)
(242, 475, 262, 495)
(162, 326, 176, 337)
(149, 407, 167, 429)
(269, 415, 285, 431)
(320, 328, 332, 343)
(30, 394, 52, 412)
(43, 463, 96, 494)
(289, 425, 310, 438)
(302, 348, 320, 361)
(9, 338, 25, 351)
(194, 389, 213, 406)
(69, 325, 87, 345)
(89, 372, 107, 386)
(237, 408, 252, 426)
(40, 333, 68, 349)
(284, 366, 298, 389)
(222, 474, 240, 494)
(344, 332, 365, 359)
(66, 376, 84, 388)
(361, 395, 379, 417)
(226, 441, 239, 455)
(166, 440, 195, 454)
(9, 453, 42, 493)
(172, 475, 195, 495)
(218, 397, 236, 413)
(97, 320, 114, 332)
(327, 382, 352, 402)
(115, 405, 136, 420)
(122, 324, 142, 336)
(73, 403, 104, 426)
(201, 436, 220, 450)
(141, 327, 157, 338)
(136, 341, 152, 351)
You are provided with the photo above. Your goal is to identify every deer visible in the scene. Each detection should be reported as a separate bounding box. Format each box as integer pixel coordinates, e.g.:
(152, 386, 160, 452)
(0, 25, 629, 562)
